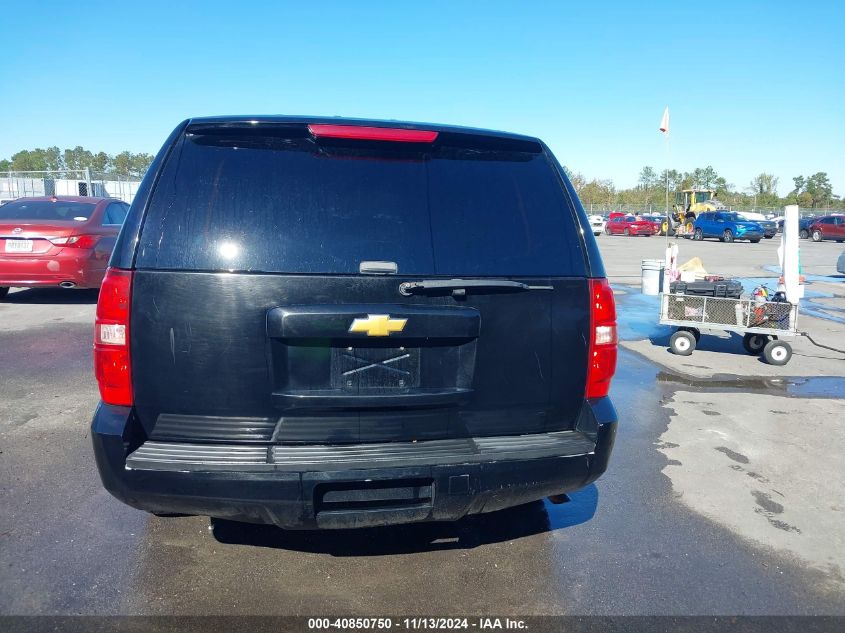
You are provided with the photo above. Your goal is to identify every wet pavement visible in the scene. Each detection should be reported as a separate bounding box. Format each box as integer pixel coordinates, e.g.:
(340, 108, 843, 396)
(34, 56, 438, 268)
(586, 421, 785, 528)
(1, 292, 843, 615)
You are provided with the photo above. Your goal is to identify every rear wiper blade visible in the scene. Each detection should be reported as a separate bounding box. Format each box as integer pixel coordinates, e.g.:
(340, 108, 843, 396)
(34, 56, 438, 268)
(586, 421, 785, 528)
(399, 278, 553, 297)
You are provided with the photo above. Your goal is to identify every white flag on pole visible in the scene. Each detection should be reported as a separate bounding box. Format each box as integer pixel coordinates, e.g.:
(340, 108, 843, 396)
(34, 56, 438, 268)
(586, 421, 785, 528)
(659, 107, 670, 134)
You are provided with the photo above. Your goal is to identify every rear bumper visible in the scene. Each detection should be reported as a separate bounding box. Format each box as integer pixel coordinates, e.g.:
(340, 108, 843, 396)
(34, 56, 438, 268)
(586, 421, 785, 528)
(0, 251, 104, 288)
(91, 399, 617, 529)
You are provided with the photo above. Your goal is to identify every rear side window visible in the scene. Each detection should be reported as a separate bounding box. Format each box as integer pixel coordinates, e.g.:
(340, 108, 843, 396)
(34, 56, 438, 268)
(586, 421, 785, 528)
(136, 129, 584, 276)
(0, 200, 95, 221)
(103, 203, 128, 225)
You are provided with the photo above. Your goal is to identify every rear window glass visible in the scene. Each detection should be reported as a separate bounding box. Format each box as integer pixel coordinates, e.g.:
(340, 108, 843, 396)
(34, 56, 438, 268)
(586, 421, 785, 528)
(136, 131, 584, 276)
(0, 200, 95, 221)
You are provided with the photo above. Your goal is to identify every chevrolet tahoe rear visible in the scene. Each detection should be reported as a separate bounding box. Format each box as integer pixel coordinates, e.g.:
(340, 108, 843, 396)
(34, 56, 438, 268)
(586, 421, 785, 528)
(91, 116, 618, 529)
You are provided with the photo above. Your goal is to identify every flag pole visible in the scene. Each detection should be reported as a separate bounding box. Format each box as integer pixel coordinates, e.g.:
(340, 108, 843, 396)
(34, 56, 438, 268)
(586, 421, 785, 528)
(665, 130, 670, 249)
(660, 105, 670, 248)
(659, 106, 673, 294)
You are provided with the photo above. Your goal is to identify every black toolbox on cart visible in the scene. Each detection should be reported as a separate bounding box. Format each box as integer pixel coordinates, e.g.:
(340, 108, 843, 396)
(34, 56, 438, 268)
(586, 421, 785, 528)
(669, 279, 743, 298)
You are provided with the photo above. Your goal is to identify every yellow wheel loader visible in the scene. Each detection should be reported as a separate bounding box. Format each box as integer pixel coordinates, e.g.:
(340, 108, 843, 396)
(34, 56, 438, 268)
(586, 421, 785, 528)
(666, 189, 727, 237)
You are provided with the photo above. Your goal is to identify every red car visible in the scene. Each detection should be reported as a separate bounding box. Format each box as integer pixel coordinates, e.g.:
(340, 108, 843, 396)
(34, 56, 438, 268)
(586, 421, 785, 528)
(645, 216, 664, 234)
(604, 214, 657, 236)
(808, 215, 845, 243)
(0, 196, 128, 299)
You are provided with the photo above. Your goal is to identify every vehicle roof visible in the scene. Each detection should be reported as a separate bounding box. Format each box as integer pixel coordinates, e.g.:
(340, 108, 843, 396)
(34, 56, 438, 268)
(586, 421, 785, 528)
(185, 115, 542, 144)
(9, 195, 112, 203)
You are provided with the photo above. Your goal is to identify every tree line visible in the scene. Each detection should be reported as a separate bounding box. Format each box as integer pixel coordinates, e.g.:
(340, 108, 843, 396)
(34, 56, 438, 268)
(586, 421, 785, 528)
(564, 165, 841, 210)
(0, 146, 154, 179)
(1, 146, 840, 210)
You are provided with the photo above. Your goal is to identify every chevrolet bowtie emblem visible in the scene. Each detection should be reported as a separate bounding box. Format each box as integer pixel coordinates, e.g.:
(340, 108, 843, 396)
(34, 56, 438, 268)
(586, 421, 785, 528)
(348, 314, 407, 337)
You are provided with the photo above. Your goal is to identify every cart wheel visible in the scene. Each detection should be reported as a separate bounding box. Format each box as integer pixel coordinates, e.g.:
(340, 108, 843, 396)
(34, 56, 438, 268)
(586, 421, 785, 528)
(679, 327, 700, 342)
(742, 333, 769, 355)
(670, 330, 696, 356)
(763, 340, 792, 366)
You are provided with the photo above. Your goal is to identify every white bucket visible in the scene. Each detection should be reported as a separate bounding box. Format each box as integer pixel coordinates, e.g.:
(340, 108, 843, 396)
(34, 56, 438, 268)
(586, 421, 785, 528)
(641, 259, 665, 296)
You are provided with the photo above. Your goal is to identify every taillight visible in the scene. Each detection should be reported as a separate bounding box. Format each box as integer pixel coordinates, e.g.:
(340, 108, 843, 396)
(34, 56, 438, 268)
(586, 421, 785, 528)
(50, 235, 100, 249)
(308, 124, 438, 143)
(586, 278, 618, 399)
(94, 268, 133, 406)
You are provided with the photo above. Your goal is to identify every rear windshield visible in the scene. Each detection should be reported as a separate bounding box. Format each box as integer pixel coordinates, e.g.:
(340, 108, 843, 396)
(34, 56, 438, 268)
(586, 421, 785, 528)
(0, 200, 95, 221)
(136, 130, 584, 276)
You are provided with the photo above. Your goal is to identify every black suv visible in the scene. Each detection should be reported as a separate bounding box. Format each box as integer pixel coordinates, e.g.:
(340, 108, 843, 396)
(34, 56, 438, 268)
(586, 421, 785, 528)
(91, 117, 618, 529)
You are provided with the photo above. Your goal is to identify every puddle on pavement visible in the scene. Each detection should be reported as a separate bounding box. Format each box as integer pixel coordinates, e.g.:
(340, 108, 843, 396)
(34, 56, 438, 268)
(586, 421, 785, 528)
(542, 484, 598, 530)
(656, 371, 845, 399)
(612, 286, 669, 341)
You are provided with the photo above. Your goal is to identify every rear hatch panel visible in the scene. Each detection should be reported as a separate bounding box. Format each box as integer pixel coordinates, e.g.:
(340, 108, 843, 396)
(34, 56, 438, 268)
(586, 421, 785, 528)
(131, 272, 589, 443)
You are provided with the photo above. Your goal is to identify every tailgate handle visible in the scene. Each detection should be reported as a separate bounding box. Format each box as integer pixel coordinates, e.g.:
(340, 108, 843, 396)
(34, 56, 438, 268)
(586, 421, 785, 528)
(359, 260, 397, 275)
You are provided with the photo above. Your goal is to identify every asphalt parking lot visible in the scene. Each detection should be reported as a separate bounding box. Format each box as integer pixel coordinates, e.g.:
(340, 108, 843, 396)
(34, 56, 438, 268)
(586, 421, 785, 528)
(1, 235, 843, 616)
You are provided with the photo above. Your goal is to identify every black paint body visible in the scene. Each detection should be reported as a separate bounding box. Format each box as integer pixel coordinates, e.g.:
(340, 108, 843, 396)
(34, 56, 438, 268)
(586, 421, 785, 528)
(92, 115, 617, 529)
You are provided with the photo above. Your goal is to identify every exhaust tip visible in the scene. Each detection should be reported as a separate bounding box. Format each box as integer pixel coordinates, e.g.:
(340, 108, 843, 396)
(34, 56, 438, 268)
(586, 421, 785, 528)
(59, 281, 77, 289)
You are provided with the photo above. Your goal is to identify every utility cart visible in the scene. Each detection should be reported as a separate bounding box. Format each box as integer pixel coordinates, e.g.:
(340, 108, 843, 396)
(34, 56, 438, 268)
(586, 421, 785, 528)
(659, 292, 799, 365)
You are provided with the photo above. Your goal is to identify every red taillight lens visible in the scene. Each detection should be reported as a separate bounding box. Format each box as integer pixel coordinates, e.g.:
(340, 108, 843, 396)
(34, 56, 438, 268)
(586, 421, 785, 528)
(50, 235, 100, 249)
(94, 268, 133, 406)
(308, 124, 438, 143)
(586, 278, 618, 399)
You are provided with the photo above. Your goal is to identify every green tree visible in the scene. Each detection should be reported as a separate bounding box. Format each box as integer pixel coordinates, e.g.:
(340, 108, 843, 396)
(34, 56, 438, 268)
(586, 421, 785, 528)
(0, 159, 10, 171)
(111, 151, 133, 177)
(749, 173, 778, 195)
(63, 146, 94, 171)
(713, 176, 732, 198)
(691, 166, 721, 189)
(638, 166, 659, 189)
(10, 147, 63, 171)
(805, 172, 833, 208)
(91, 152, 111, 173)
(129, 153, 154, 178)
(578, 179, 616, 207)
(563, 166, 586, 192)
(797, 191, 814, 208)
(748, 173, 780, 207)
(660, 169, 682, 191)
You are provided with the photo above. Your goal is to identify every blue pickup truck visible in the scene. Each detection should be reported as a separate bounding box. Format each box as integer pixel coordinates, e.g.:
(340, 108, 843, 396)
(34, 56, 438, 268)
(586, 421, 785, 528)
(692, 212, 764, 243)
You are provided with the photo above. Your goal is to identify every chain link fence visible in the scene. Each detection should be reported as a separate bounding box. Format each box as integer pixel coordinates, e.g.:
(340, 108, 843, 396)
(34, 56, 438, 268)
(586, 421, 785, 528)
(1, 171, 840, 219)
(0, 169, 142, 205)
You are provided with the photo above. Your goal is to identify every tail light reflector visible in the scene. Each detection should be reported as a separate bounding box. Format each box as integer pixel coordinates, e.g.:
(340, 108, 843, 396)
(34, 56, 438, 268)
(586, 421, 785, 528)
(308, 124, 438, 143)
(50, 235, 101, 249)
(94, 268, 133, 406)
(586, 278, 618, 399)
